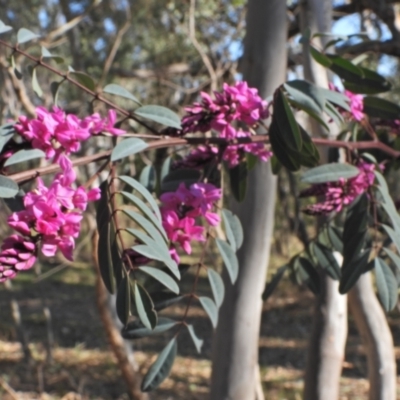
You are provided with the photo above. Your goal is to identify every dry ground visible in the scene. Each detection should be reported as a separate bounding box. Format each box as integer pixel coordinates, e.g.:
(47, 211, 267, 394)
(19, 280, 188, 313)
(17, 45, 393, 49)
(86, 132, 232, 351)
(0, 257, 400, 400)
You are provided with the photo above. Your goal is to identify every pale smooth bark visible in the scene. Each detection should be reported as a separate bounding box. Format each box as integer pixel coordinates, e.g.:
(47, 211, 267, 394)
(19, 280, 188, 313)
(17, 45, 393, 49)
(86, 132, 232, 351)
(209, 1, 287, 399)
(301, 2, 348, 399)
(348, 273, 397, 400)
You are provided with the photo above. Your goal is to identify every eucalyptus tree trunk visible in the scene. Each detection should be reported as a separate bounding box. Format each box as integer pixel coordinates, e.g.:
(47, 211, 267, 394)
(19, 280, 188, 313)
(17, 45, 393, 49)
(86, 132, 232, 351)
(209, 1, 287, 399)
(348, 273, 396, 400)
(301, 1, 348, 400)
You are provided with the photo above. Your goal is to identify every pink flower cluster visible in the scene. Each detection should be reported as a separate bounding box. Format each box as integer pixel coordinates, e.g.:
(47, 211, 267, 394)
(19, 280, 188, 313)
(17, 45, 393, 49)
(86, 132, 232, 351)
(170, 82, 271, 168)
(181, 81, 269, 136)
(0, 235, 37, 282)
(160, 183, 222, 263)
(0, 156, 100, 282)
(15, 107, 125, 160)
(300, 161, 375, 215)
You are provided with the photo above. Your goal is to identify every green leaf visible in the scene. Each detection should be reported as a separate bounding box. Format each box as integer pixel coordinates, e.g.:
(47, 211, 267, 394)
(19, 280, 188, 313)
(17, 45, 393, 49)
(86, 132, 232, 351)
(342, 194, 368, 262)
(140, 165, 156, 192)
(111, 138, 148, 162)
(222, 209, 243, 251)
(17, 28, 39, 44)
(326, 54, 363, 81)
(110, 234, 123, 288)
(229, 161, 248, 201)
(98, 242, 114, 295)
(216, 238, 239, 284)
(122, 209, 168, 248)
(119, 175, 162, 221)
(138, 266, 179, 294)
(284, 80, 324, 114)
(310, 46, 332, 67)
(134, 105, 181, 129)
(161, 169, 201, 192)
(374, 171, 400, 233)
(313, 242, 341, 280)
(132, 244, 179, 279)
(116, 275, 130, 325)
(0, 124, 15, 154)
(374, 257, 398, 312)
(274, 89, 302, 151)
(319, 87, 351, 111)
(120, 191, 166, 240)
(207, 269, 225, 308)
(4, 149, 45, 167)
(199, 296, 218, 328)
(69, 71, 96, 91)
(41, 47, 64, 63)
(121, 317, 177, 339)
(0, 20, 12, 34)
(31, 67, 43, 97)
(382, 224, 400, 254)
(103, 83, 141, 105)
(270, 155, 282, 175)
(297, 257, 320, 295)
(262, 265, 288, 301)
(363, 96, 400, 120)
(301, 163, 359, 184)
(328, 225, 343, 253)
(141, 337, 177, 392)
(133, 281, 157, 330)
(343, 67, 391, 94)
(268, 120, 300, 172)
(383, 247, 400, 273)
(152, 291, 184, 311)
(339, 250, 370, 293)
(0, 176, 19, 198)
(96, 181, 110, 232)
(161, 157, 172, 181)
(186, 325, 203, 353)
(50, 81, 63, 106)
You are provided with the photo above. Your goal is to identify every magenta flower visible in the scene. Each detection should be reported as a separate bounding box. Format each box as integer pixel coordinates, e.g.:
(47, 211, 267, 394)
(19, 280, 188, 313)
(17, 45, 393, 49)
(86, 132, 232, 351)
(344, 90, 364, 121)
(0, 235, 37, 282)
(160, 182, 222, 262)
(300, 161, 375, 215)
(5, 155, 100, 265)
(179, 82, 268, 135)
(15, 107, 126, 160)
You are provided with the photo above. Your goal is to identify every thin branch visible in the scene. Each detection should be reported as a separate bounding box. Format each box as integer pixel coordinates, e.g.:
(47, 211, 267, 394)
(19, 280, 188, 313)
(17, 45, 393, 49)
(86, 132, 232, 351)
(43, 0, 102, 44)
(188, 0, 218, 92)
(0, 39, 159, 134)
(7, 135, 400, 184)
(98, 3, 132, 88)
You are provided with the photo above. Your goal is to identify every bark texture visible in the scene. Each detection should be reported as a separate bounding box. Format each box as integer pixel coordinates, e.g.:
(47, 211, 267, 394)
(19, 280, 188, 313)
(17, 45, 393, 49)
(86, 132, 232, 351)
(348, 273, 397, 400)
(301, 2, 348, 399)
(209, 1, 287, 399)
(92, 231, 147, 400)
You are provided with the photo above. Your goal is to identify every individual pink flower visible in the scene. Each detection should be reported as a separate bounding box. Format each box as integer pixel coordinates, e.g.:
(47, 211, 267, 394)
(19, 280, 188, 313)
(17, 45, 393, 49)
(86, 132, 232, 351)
(160, 182, 221, 261)
(300, 161, 375, 215)
(344, 90, 364, 121)
(328, 83, 364, 122)
(0, 235, 37, 282)
(162, 210, 205, 255)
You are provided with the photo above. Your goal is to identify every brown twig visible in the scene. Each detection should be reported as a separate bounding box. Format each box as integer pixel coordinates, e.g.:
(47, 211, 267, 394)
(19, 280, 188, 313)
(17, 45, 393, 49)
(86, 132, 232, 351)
(0, 38, 159, 134)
